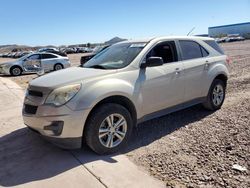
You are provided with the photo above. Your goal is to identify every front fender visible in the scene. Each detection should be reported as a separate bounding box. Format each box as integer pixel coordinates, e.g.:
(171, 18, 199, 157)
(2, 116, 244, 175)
(66, 78, 141, 112)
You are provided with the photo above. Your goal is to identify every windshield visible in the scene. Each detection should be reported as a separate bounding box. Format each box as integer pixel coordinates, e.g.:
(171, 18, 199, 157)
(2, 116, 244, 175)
(18, 53, 32, 61)
(83, 42, 147, 69)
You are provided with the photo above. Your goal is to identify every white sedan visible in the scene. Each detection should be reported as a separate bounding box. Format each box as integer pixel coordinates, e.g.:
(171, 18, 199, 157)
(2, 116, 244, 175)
(0, 52, 71, 76)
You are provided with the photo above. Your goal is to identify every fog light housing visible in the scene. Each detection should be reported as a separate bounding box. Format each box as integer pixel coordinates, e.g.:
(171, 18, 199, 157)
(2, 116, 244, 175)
(44, 121, 64, 136)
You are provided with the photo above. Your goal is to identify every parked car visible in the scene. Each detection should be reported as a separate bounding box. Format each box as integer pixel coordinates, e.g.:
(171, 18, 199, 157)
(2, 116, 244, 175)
(216, 34, 245, 43)
(13, 52, 22, 58)
(22, 51, 33, 57)
(215, 37, 228, 43)
(225, 36, 245, 42)
(80, 45, 110, 65)
(23, 36, 229, 154)
(236, 36, 245, 41)
(76, 47, 84, 53)
(2, 53, 7, 58)
(0, 52, 70, 76)
(38, 48, 58, 52)
(7, 52, 13, 58)
(63, 48, 76, 54)
(38, 48, 67, 57)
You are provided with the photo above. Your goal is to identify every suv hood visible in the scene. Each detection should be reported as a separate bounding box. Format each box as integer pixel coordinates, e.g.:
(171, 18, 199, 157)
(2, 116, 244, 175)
(30, 67, 117, 89)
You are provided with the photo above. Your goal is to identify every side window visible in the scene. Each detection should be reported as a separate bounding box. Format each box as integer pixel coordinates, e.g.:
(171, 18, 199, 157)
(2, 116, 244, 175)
(27, 54, 41, 60)
(42, 54, 57, 59)
(201, 46, 209, 57)
(146, 41, 178, 63)
(204, 40, 224, 54)
(179, 40, 203, 60)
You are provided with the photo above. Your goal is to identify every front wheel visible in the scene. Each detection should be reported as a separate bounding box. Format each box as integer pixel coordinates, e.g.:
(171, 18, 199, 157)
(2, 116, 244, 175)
(10, 66, 22, 76)
(84, 103, 133, 155)
(203, 79, 226, 111)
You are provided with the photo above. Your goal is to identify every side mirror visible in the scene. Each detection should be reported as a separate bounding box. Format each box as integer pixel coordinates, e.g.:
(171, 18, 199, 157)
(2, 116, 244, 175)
(140, 57, 164, 68)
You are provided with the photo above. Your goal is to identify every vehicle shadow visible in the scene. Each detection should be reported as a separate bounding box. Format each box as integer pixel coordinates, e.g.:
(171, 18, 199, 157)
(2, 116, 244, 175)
(0, 104, 213, 187)
(125, 104, 214, 152)
(0, 128, 77, 187)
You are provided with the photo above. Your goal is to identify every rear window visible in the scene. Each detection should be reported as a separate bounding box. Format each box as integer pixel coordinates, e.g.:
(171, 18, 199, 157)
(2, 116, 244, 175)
(42, 54, 57, 59)
(204, 40, 224, 54)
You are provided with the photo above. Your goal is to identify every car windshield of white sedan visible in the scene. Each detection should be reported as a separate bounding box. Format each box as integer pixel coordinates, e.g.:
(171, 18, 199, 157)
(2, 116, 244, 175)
(83, 42, 147, 69)
(18, 54, 31, 61)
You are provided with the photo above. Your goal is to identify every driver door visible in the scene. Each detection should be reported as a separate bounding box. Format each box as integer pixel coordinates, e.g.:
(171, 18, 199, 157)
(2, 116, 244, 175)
(140, 41, 185, 116)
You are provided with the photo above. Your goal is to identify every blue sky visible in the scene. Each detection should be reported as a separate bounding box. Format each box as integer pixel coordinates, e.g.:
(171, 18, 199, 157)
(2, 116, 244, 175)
(0, 0, 249, 46)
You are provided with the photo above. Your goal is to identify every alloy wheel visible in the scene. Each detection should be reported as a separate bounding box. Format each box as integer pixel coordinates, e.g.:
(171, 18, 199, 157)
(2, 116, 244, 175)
(55, 64, 63, 70)
(98, 113, 127, 148)
(212, 84, 224, 106)
(12, 67, 21, 76)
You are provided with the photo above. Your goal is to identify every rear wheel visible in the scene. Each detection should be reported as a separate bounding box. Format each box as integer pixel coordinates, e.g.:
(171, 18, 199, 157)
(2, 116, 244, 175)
(203, 79, 226, 110)
(84, 103, 133, 155)
(54, 63, 63, 71)
(10, 66, 22, 76)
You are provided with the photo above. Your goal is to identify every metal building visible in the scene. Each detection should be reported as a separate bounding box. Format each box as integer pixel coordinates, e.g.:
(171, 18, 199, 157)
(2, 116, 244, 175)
(208, 22, 250, 37)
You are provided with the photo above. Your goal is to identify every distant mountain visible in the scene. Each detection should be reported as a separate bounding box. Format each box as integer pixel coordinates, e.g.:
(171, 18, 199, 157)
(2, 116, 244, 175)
(105, 37, 126, 45)
(0, 38, 127, 53)
(0, 44, 57, 53)
(0, 45, 16, 48)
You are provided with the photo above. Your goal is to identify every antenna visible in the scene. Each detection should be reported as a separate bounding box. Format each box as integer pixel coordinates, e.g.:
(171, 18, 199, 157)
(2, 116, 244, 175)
(187, 27, 195, 36)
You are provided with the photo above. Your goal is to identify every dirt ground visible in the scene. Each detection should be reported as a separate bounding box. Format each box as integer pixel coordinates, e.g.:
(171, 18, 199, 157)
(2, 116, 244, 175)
(0, 53, 84, 89)
(1, 41, 249, 187)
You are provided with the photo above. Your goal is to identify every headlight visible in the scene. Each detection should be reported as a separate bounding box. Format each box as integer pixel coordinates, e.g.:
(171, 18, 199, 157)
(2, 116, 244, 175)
(1, 64, 11, 68)
(45, 84, 81, 106)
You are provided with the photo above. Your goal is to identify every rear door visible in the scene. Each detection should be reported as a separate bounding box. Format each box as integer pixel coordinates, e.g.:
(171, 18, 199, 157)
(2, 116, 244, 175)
(41, 53, 58, 71)
(178, 40, 210, 102)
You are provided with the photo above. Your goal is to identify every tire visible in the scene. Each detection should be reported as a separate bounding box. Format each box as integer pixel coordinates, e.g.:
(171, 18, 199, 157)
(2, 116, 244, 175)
(203, 79, 226, 111)
(54, 63, 63, 71)
(84, 103, 133, 155)
(10, 66, 22, 76)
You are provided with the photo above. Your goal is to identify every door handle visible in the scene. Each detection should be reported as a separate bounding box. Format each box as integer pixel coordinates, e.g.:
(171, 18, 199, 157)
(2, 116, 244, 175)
(204, 62, 209, 70)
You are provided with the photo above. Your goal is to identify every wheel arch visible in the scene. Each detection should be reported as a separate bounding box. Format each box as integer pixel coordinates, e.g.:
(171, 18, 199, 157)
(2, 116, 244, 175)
(85, 95, 137, 129)
(214, 74, 228, 87)
(10, 65, 23, 75)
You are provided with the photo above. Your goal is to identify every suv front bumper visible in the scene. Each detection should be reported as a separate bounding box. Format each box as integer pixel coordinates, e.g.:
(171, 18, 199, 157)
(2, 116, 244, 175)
(23, 98, 91, 149)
